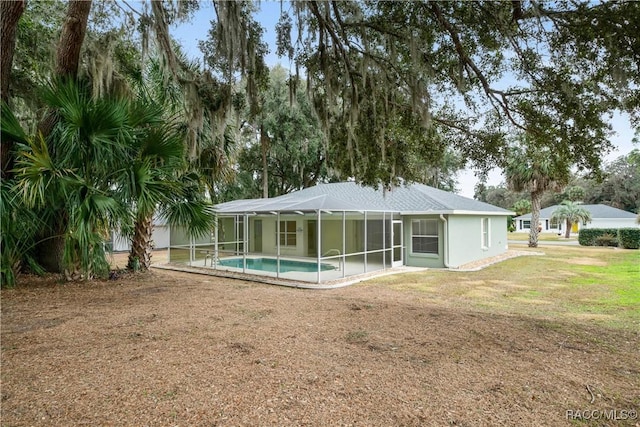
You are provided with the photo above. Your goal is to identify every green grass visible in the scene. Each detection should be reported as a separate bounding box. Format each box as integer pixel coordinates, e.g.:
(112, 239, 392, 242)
(368, 246, 640, 330)
(562, 255, 640, 319)
(508, 232, 577, 241)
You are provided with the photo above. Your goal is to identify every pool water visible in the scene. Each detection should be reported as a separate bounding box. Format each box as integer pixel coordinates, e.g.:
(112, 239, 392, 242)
(217, 257, 335, 273)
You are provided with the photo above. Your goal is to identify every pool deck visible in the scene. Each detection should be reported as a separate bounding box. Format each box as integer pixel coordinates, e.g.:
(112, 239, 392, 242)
(153, 262, 427, 289)
(151, 249, 541, 289)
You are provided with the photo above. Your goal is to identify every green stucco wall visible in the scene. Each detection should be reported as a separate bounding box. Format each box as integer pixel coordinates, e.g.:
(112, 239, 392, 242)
(402, 214, 508, 269)
(249, 213, 373, 258)
(250, 215, 307, 257)
(446, 215, 508, 267)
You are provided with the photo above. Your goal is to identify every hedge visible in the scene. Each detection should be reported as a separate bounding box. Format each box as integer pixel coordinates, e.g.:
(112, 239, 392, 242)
(578, 228, 640, 249)
(618, 228, 640, 249)
(578, 228, 620, 246)
(595, 233, 618, 247)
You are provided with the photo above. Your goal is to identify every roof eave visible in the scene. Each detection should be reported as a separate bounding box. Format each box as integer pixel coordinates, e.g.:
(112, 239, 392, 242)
(400, 210, 514, 216)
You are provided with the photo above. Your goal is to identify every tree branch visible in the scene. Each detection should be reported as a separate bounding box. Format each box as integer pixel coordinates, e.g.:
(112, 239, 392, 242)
(430, 2, 526, 131)
(119, 0, 143, 17)
(308, 1, 356, 90)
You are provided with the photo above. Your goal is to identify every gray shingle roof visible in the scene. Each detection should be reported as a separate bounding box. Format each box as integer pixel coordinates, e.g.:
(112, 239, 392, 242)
(515, 204, 637, 220)
(215, 182, 512, 215)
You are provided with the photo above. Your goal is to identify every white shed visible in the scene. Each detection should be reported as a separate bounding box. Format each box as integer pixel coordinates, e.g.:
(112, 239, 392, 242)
(110, 216, 170, 252)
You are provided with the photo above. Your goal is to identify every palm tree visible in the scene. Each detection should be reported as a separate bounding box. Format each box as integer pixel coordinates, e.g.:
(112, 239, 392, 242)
(11, 78, 131, 277)
(1, 103, 45, 286)
(5, 78, 215, 279)
(551, 201, 592, 238)
(117, 98, 215, 271)
(113, 55, 230, 271)
(504, 143, 570, 247)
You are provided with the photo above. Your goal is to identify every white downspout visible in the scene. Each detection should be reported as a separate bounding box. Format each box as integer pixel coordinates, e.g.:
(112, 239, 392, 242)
(439, 214, 450, 268)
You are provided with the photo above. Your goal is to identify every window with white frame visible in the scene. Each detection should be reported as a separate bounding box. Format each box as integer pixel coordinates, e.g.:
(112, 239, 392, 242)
(279, 220, 297, 246)
(521, 220, 531, 230)
(481, 217, 490, 248)
(411, 219, 438, 254)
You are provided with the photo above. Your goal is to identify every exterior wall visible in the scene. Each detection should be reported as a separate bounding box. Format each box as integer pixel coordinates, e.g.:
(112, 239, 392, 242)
(249, 213, 389, 258)
(252, 214, 375, 258)
(586, 218, 638, 229)
(403, 215, 445, 268)
(153, 225, 170, 248)
(111, 231, 131, 252)
(321, 216, 344, 255)
(447, 215, 508, 268)
(516, 217, 638, 234)
(253, 215, 308, 257)
(344, 217, 365, 253)
(516, 218, 562, 234)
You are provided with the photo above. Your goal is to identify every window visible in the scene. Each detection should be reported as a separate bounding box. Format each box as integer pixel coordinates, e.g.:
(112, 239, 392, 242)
(521, 220, 531, 230)
(481, 217, 490, 248)
(279, 220, 297, 247)
(411, 219, 438, 254)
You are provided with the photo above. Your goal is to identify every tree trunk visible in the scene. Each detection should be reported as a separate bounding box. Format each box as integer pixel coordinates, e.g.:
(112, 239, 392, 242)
(565, 219, 571, 238)
(56, 0, 92, 77)
(35, 1, 92, 274)
(38, 0, 92, 139)
(0, 0, 23, 102)
(528, 191, 542, 247)
(128, 213, 154, 271)
(260, 125, 270, 198)
(0, 0, 25, 179)
(37, 228, 66, 273)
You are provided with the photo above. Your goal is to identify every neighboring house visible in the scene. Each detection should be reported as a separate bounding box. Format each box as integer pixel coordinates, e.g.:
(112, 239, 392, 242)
(514, 204, 638, 234)
(169, 182, 513, 284)
(110, 215, 170, 252)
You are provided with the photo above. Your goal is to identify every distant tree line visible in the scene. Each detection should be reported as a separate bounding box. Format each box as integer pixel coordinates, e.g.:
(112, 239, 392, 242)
(476, 149, 640, 214)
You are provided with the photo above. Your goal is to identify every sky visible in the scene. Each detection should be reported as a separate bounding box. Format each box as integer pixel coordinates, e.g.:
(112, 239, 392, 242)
(171, 1, 637, 199)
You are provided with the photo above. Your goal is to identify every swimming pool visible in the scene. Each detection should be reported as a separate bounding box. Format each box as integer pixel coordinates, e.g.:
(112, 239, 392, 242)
(217, 257, 335, 273)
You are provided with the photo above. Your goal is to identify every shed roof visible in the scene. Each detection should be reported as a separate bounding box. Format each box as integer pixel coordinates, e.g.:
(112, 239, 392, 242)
(515, 204, 637, 220)
(215, 182, 512, 215)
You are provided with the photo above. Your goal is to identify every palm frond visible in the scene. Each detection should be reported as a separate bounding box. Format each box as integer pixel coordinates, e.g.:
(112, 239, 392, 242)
(1, 102, 28, 146)
(160, 200, 216, 240)
(0, 181, 46, 286)
(139, 120, 186, 166)
(14, 133, 78, 208)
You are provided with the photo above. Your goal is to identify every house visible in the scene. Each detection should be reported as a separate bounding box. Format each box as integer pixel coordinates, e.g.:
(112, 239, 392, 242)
(168, 182, 513, 284)
(514, 204, 638, 234)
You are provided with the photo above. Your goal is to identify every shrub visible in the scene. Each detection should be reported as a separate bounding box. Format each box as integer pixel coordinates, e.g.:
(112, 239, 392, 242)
(595, 233, 618, 247)
(618, 228, 640, 249)
(578, 228, 619, 246)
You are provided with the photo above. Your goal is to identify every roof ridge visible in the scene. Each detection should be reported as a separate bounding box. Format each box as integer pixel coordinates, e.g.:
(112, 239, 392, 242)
(215, 181, 511, 214)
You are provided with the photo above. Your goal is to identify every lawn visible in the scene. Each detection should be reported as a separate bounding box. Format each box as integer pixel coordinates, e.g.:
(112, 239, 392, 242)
(370, 245, 640, 330)
(1, 245, 638, 426)
(508, 232, 578, 241)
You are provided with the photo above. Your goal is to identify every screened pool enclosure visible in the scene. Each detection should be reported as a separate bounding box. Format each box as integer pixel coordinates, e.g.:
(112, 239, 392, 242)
(168, 210, 403, 283)
(166, 182, 512, 284)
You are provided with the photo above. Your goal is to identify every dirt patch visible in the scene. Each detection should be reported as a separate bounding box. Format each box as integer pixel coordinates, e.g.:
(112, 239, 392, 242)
(565, 257, 608, 266)
(457, 249, 543, 270)
(1, 269, 639, 426)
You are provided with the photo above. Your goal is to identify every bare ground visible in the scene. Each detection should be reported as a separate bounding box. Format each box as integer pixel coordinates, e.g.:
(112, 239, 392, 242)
(1, 265, 639, 426)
